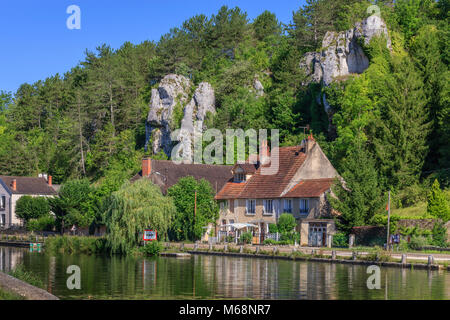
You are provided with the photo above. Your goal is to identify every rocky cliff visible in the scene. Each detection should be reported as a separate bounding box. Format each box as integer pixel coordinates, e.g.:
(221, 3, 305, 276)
(145, 74, 216, 160)
(300, 15, 391, 112)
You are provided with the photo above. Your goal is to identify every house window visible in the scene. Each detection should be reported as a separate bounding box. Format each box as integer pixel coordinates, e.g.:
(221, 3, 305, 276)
(263, 200, 274, 215)
(220, 201, 229, 211)
(235, 173, 246, 183)
(283, 199, 292, 213)
(0, 195, 5, 211)
(246, 199, 256, 215)
(300, 199, 309, 214)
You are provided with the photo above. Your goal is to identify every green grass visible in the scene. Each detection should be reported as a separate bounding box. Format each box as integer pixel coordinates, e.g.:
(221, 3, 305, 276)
(0, 288, 23, 300)
(392, 189, 450, 218)
(8, 264, 44, 289)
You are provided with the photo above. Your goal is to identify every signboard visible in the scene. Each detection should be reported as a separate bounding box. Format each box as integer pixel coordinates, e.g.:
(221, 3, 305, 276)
(143, 230, 157, 242)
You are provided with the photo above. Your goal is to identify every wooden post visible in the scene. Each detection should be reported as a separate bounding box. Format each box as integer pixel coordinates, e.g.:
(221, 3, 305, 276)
(332, 250, 336, 260)
(401, 254, 407, 265)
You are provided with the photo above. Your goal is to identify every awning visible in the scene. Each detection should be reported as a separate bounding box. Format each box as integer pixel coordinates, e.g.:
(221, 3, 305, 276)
(220, 223, 258, 230)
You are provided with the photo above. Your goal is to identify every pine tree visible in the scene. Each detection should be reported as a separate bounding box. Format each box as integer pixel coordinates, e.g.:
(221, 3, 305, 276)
(330, 147, 384, 233)
(371, 57, 431, 191)
(427, 179, 450, 221)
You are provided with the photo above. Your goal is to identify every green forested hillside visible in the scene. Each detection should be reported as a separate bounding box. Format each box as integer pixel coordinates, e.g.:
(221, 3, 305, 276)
(0, 0, 448, 212)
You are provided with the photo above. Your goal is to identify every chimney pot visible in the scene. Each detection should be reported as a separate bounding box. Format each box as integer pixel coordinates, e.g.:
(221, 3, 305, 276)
(142, 158, 152, 177)
(11, 179, 17, 191)
(48, 175, 52, 187)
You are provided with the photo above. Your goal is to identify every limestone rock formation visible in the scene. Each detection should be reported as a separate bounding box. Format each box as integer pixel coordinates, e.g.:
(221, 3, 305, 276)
(253, 78, 264, 98)
(145, 74, 216, 161)
(301, 15, 391, 89)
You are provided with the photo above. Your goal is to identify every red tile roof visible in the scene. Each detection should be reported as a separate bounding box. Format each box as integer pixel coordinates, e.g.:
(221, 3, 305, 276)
(131, 160, 233, 194)
(216, 146, 308, 199)
(0, 176, 57, 195)
(283, 178, 335, 198)
(215, 182, 247, 200)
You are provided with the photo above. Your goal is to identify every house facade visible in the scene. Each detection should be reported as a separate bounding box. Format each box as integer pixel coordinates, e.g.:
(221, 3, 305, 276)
(0, 175, 57, 228)
(215, 135, 340, 247)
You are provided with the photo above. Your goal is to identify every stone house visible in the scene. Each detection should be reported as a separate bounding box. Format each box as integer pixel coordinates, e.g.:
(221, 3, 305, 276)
(0, 175, 57, 228)
(215, 135, 340, 247)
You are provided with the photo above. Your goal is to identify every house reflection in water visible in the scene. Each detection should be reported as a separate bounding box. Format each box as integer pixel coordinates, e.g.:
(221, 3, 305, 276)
(0, 246, 24, 272)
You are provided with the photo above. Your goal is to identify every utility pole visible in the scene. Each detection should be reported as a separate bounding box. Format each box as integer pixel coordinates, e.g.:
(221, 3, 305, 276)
(386, 191, 391, 251)
(194, 190, 197, 218)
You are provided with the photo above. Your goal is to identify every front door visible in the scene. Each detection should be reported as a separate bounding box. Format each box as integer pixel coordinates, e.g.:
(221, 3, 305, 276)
(308, 223, 327, 247)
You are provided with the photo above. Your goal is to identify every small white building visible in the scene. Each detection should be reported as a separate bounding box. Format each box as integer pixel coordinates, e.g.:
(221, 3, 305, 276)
(0, 175, 57, 228)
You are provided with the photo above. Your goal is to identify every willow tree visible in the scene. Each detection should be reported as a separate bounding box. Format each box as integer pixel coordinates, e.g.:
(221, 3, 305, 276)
(104, 179, 176, 254)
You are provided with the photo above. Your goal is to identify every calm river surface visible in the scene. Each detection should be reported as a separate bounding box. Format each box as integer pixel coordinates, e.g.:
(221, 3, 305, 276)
(0, 246, 449, 300)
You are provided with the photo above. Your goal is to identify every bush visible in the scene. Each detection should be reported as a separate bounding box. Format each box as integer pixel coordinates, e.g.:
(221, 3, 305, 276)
(15, 196, 50, 223)
(280, 232, 300, 244)
(263, 239, 277, 245)
(141, 241, 162, 256)
(268, 224, 278, 233)
(332, 232, 348, 247)
(277, 214, 296, 234)
(431, 222, 448, 247)
(240, 232, 253, 244)
(408, 235, 429, 250)
(45, 236, 106, 255)
(27, 214, 55, 232)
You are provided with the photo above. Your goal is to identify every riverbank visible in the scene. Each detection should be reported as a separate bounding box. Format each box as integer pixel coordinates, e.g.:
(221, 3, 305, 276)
(0, 271, 58, 300)
(163, 242, 450, 271)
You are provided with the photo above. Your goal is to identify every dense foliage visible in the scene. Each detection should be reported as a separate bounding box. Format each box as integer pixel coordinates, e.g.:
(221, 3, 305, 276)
(15, 196, 50, 225)
(0, 1, 448, 233)
(104, 179, 176, 254)
(167, 177, 219, 241)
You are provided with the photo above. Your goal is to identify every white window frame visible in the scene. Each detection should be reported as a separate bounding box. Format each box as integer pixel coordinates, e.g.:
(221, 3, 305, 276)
(235, 173, 246, 183)
(263, 199, 274, 216)
(300, 199, 309, 214)
(283, 199, 292, 213)
(0, 195, 5, 211)
(246, 199, 256, 215)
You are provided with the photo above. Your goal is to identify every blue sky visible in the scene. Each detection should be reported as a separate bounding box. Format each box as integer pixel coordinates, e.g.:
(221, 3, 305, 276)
(0, 0, 305, 95)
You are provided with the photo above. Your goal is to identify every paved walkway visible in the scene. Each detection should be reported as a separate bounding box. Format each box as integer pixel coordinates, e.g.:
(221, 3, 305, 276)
(170, 243, 450, 263)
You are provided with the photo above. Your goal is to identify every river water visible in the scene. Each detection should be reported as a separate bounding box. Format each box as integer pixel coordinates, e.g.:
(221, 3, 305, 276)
(0, 246, 448, 300)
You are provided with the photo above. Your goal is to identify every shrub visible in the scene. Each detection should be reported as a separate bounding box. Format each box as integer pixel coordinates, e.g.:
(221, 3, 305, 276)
(277, 214, 296, 234)
(141, 241, 162, 256)
(45, 236, 106, 255)
(27, 214, 55, 232)
(280, 231, 300, 244)
(15, 196, 50, 223)
(263, 239, 277, 245)
(408, 235, 429, 250)
(240, 232, 253, 244)
(431, 222, 448, 247)
(268, 224, 278, 233)
(332, 232, 348, 247)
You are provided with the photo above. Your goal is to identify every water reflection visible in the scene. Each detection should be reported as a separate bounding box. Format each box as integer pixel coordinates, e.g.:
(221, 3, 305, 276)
(0, 246, 448, 300)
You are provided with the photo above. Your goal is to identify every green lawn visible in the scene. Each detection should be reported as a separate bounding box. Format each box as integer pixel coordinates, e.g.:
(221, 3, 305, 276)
(0, 288, 23, 300)
(392, 189, 450, 218)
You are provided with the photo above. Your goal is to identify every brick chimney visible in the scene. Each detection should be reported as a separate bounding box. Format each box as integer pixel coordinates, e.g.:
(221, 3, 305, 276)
(48, 175, 52, 187)
(142, 158, 152, 177)
(306, 133, 316, 153)
(260, 140, 271, 165)
(11, 179, 16, 191)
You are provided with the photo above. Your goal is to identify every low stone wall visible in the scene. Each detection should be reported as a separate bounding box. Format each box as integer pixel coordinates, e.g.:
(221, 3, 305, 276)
(0, 272, 58, 300)
(397, 219, 439, 230)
